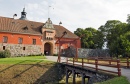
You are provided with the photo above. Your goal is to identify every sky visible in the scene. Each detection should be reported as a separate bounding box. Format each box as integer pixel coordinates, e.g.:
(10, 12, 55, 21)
(0, 0, 130, 32)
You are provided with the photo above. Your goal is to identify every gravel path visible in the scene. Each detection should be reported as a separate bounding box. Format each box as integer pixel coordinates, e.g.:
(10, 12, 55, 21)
(45, 56, 130, 82)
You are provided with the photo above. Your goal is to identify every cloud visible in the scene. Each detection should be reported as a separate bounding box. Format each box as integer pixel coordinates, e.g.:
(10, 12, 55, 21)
(0, 0, 130, 32)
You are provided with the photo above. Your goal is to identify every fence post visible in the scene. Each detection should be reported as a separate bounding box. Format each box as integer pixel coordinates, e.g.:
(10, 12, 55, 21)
(82, 58, 84, 68)
(117, 59, 121, 76)
(95, 58, 98, 71)
(73, 58, 75, 66)
(127, 57, 129, 68)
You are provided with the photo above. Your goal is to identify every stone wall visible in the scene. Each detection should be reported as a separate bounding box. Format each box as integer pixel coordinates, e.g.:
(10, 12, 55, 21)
(61, 47, 110, 58)
(61, 46, 76, 57)
(0, 43, 42, 57)
(78, 48, 110, 58)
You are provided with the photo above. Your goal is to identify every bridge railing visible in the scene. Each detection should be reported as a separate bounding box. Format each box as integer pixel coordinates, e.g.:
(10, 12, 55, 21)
(87, 57, 130, 68)
(120, 57, 130, 68)
(66, 57, 121, 76)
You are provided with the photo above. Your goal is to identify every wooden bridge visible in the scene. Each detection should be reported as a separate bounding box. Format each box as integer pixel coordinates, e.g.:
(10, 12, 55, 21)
(55, 31, 130, 84)
(60, 57, 130, 84)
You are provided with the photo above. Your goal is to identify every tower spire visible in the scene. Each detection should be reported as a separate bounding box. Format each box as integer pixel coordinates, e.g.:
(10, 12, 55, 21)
(19, 7, 27, 20)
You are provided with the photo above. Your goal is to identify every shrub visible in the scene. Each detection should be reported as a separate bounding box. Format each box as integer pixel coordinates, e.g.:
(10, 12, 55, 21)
(0, 51, 4, 58)
(0, 50, 11, 58)
(53, 54, 58, 56)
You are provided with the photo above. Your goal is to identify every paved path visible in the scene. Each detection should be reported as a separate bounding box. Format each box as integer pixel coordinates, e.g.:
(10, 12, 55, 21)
(45, 56, 130, 82)
(45, 56, 66, 62)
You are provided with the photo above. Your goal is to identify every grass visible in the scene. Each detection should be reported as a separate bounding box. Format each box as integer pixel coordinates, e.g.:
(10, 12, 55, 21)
(0, 62, 57, 83)
(96, 76, 130, 84)
(0, 56, 48, 64)
(0, 56, 59, 83)
(58, 74, 130, 84)
(0, 56, 129, 84)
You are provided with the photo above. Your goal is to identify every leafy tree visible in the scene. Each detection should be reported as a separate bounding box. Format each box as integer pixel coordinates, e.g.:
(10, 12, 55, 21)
(74, 28, 84, 37)
(127, 14, 130, 24)
(74, 16, 130, 57)
(93, 30, 104, 49)
(74, 27, 98, 49)
(120, 32, 130, 57)
(98, 19, 130, 57)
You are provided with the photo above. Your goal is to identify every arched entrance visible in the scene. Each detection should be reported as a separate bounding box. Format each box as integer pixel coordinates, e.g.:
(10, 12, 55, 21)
(44, 42, 52, 55)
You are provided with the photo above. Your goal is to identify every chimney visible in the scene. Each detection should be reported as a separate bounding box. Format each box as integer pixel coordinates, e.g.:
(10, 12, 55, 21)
(59, 21, 62, 26)
(13, 14, 17, 19)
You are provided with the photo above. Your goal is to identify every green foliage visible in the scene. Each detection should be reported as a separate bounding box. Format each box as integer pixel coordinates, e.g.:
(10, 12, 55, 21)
(74, 27, 100, 49)
(127, 14, 130, 24)
(0, 50, 11, 58)
(53, 54, 58, 56)
(97, 19, 130, 57)
(119, 32, 130, 57)
(96, 76, 130, 84)
(94, 27, 105, 49)
(75, 15, 130, 57)
(109, 23, 130, 57)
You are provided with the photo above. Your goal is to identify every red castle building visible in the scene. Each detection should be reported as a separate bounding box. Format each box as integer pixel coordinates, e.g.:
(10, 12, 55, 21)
(0, 8, 81, 56)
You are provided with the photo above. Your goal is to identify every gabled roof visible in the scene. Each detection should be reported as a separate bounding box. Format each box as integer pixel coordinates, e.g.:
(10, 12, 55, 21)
(0, 16, 78, 38)
(0, 16, 43, 35)
(54, 25, 78, 38)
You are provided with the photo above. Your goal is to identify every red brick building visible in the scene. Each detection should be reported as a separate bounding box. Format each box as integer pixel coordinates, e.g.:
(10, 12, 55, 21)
(0, 8, 81, 56)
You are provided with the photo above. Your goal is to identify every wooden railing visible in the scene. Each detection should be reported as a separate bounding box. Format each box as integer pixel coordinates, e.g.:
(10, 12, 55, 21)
(120, 57, 130, 68)
(87, 57, 130, 68)
(66, 57, 122, 76)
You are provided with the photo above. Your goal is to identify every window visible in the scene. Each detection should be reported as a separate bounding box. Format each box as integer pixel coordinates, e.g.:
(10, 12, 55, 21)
(23, 47, 25, 50)
(32, 39, 36, 45)
(3, 36, 8, 43)
(3, 46, 5, 50)
(18, 37, 23, 44)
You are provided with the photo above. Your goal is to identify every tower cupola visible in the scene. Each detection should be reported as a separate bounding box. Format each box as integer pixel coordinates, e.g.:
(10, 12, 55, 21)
(19, 8, 27, 20)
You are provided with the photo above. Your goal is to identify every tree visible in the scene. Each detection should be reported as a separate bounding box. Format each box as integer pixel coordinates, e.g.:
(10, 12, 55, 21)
(93, 29, 104, 49)
(74, 17, 130, 57)
(84, 27, 97, 48)
(74, 28, 84, 36)
(127, 14, 130, 24)
(120, 32, 130, 57)
(74, 27, 98, 49)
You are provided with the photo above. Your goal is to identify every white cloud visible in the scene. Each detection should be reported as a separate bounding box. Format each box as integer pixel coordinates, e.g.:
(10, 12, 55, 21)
(0, 0, 130, 32)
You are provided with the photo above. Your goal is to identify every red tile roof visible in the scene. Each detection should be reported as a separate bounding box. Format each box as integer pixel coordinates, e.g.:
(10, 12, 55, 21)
(0, 16, 78, 38)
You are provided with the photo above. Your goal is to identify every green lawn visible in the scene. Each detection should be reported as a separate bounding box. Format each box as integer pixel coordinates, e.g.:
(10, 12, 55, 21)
(96, 76, 130, 84)
(0, 56, 129, 84)
(0, 56, 48, 64)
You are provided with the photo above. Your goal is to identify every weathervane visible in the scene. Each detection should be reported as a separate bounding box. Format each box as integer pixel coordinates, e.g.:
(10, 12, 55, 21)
(48, 6, 51, 18)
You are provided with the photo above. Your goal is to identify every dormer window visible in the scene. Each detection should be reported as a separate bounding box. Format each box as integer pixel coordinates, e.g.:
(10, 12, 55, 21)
(23, 26, 28, 30)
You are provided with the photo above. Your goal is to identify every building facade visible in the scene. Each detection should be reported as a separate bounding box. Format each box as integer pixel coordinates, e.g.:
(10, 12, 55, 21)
(0, 8, 81, 57)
